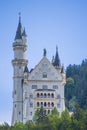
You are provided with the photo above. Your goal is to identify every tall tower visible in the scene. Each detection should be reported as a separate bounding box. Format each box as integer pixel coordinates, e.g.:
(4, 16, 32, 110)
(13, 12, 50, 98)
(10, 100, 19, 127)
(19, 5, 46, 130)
(11, 15, 28, 125)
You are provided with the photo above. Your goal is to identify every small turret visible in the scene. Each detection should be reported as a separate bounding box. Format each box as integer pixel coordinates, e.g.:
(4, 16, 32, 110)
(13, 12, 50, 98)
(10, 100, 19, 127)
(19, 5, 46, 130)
(15, 15, 23, 40)
(54, 46, 61, 67)
(24, 66, 29, 82)
(61, 64, 65, 73)
(52, 56, 55, 65)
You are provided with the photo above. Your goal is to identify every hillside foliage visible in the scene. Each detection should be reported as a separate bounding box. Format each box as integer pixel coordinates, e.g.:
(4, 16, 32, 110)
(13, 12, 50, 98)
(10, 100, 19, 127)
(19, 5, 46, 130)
(0, 107, 87, 130)
(65, 59, 87, 111)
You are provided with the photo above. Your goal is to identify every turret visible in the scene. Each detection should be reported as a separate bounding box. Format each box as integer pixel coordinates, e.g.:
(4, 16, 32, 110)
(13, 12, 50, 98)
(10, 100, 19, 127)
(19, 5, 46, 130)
(11, 15, 28, 125)
(54, 46, 61, 67)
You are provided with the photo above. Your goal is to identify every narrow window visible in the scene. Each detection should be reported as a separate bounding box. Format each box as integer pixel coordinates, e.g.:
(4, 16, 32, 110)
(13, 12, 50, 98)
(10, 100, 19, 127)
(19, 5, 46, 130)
(37, 93, 40, 98)
(48, 110, 50, 114)
(32, 85, 37, 89)
(19, 111, 21, 115)
(44, 102, 46, 107)
(43, 72, 47, 78)
(30, 102, 33, 107)
(37, 102, 40, 107)
(43, 85, 48, 89)
(44, 93, 47, 98)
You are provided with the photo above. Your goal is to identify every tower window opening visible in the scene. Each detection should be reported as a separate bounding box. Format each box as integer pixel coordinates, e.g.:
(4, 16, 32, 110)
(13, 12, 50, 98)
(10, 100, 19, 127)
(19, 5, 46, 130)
(37, 102, 40, 107)
(57, 103, 60, 108)
(14, 90, 16, 95)
(19, 111, 21, 115)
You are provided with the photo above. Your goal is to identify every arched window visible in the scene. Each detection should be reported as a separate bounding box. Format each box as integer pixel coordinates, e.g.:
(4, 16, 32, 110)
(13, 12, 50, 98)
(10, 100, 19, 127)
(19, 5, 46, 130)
(48, 102, 50, 107)
(37, 93, 39, 98)
(51, 93, 54, 98)
(48, 93, 50, 98)
(48, 110, 50, 114)
(51, 102, 54, 107)
(44, 102, 46, 107)
(44, 93, 46, 98)
(41, 93, 43, 98)
(41, 102, 43, 107)
(37, 102, 40, 107)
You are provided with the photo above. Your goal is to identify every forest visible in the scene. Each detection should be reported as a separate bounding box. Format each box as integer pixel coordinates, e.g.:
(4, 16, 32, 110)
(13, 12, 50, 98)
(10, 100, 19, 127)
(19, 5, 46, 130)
(65, 59, 87, 111)
(0, 106, 87, 130)
(0, 59, 87, 130)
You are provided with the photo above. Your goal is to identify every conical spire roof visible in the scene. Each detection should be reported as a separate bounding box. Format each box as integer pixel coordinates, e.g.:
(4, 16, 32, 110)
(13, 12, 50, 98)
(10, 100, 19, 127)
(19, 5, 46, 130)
(54, 46, 61, 67)
(22, 28, 27, 37)
(24, 66, 29, 73)
(15, 15, 23, 40)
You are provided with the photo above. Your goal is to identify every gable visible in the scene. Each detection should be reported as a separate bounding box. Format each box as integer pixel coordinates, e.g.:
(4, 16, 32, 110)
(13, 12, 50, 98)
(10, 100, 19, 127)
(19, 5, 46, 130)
(28, 56, 62, 81)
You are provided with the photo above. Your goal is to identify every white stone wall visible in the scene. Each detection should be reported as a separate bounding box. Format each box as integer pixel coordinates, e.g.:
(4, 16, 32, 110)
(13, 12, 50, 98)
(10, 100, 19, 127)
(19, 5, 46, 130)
(23, 57, 66, 122)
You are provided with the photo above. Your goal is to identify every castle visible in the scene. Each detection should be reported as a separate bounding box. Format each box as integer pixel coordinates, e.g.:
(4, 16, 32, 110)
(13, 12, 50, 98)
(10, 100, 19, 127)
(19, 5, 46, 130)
(11, 16, 66, 125)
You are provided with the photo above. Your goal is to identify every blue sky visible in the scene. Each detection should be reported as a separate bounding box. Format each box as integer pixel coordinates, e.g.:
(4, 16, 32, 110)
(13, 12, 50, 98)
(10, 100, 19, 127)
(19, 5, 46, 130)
(0, 0, 87, 124)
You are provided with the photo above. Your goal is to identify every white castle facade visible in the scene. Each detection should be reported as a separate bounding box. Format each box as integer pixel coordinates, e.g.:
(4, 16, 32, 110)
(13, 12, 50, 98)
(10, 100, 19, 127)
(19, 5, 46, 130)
(11, 16, 66, 125)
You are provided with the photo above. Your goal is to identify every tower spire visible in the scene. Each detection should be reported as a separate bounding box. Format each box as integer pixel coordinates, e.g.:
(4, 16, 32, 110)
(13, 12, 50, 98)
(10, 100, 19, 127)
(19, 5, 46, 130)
(15, 13, 23, 40)
(54, 46, 61, 67)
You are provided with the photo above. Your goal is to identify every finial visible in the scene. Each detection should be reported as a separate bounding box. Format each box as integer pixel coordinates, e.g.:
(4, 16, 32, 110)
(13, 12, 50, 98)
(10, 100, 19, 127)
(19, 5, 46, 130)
(18, 12, 21, 23)
(56, 45, 58, 52)
(43, 48, 46, 57)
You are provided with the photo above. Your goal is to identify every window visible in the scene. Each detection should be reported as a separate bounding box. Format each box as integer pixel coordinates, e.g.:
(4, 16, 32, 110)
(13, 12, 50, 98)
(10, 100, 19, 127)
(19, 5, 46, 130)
(43, 72, 47, 78)
(51, 93, 54, 98)
(44, 102, 46, 107)
(30, 102, 33, 107)
(37, 93, 40, 98)
(53, 85, 58, 89)
(19, 66, 21, 69)
(30, 112, 32, 115)
(32, 85, 37, 89)
(30, 94, 33, 98)
(44, 93, 47, 98)
(37, 102, 40, 107)
(48, 110, 50, 114)
(57, 103, 60, 108)
(14, 90, 16, 95)
(19, 111, 21, 115)
(48, 93, 50, 98)
(57, 94, 61, 99)
(25, 92, 27, 99)
(41, 102, 43, 107)
(48, 102, 50, 107)
(15, 104, 16, 108)
(51, 102, 54, 107)
(41, 93, 43, 98)
(42, 85, 48, 89)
